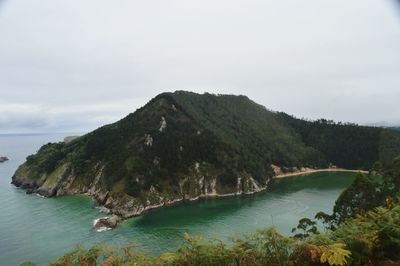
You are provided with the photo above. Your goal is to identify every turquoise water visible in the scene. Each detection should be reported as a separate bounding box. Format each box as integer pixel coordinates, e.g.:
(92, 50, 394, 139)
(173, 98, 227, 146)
(0, 134, 356, 265)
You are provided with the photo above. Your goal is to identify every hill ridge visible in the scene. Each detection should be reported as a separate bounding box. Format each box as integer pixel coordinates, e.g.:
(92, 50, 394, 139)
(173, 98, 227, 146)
(11, 91, 400, 223)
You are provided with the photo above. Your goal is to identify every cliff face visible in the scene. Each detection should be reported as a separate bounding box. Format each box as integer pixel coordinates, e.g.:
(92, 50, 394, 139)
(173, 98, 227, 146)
(11, 91, 400, 219)
(12, 160, 265, 218)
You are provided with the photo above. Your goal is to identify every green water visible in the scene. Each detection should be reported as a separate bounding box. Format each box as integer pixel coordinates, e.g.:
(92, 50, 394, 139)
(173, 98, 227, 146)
(0, 134, 356, 265)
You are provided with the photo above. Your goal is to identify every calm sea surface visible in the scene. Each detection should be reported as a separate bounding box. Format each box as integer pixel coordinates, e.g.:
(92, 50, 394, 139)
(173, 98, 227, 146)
(0, 134, 356, 265)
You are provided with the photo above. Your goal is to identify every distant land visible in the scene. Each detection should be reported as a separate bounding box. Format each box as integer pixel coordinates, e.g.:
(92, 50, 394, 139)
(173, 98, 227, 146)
(11, 91, 400, 227)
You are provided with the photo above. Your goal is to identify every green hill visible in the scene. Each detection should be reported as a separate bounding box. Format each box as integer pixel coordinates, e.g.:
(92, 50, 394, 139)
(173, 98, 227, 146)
(11, 91, 400, 219)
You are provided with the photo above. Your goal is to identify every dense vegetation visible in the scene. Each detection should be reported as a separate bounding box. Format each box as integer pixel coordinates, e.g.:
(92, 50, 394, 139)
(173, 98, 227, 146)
(22, 157, 400, 266)
(292, 156, 400, 265)
(277, 114, 400, 168)
(16, 92, 400, 202)
(315, 156, 400, 226)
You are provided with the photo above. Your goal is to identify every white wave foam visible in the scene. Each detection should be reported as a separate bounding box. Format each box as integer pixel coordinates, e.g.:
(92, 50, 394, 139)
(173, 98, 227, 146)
(96, 226, 112, 232)
(93, 217, 112, 232)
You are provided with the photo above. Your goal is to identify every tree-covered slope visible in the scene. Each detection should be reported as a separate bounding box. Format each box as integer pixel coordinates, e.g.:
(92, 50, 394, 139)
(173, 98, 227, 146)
(169, 92, 325, 176)
(277, 113, 400, 168)
(11, 91, 400, 218)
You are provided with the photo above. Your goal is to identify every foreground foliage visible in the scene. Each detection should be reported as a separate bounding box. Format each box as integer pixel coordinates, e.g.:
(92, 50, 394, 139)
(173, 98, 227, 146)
(313, 156, 400, 227)
(20, 202, 398, 266)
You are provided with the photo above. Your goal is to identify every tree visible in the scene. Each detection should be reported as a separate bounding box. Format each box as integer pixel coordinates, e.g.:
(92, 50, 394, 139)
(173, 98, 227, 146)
(291, 218, 319, 240)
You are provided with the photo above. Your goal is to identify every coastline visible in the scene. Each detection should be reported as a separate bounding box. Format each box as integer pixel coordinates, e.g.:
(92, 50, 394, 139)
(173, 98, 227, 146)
(14, 166, 368, 229)
(96, 168, 365, 221)
(273, 168, 368, 179)
(98, 169, 363, 223)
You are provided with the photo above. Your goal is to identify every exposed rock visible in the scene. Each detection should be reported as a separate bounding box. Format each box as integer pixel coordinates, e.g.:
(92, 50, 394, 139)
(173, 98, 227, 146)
(0, 156, 9, 163)
(248, 177, 261, 192)
(271, 164, 283, 176)
(55, 173, 78, 196)
(86, 165, 105, 196)
(11, 167, 40, 188)
(144, 134, 153, 146)
(236, 177, 242, 194)
(159, 116, 167, 132)
(94, 215, 120, 230)
(26, 188, 36, 194)
(36, 164, 69, 197)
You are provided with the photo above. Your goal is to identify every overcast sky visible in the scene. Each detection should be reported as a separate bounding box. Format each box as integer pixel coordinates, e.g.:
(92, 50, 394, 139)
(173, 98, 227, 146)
(0, 0, 400, 133)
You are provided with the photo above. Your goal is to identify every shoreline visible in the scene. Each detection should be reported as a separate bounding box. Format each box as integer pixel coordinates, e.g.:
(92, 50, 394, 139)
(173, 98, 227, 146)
(102, 169, 363, 225)
(17, 168, 368, 230)
(273, 168, 368, 179)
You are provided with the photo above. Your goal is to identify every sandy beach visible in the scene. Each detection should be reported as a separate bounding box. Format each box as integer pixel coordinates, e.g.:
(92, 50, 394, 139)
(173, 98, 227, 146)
(273, 168, 368, 179)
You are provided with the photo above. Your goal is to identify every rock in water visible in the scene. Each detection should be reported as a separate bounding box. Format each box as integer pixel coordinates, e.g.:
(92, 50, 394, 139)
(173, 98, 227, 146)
(94, 215, 120, 231)
(0, 156, 9, 163)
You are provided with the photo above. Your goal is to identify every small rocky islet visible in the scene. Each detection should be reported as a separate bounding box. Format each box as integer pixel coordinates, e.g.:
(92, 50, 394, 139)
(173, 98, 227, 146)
(0, 156, 9, 163)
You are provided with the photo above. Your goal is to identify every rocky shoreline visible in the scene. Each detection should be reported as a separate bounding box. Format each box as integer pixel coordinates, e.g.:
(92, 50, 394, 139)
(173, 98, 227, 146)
(12, 163, 365, 230)
(11, 163, 268, 230)
(91, 184, 270, 230)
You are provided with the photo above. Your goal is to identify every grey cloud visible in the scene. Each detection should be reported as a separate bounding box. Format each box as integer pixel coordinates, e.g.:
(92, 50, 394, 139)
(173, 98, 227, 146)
(0, 101, 144, 133)
(0, 0, 400, 133)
